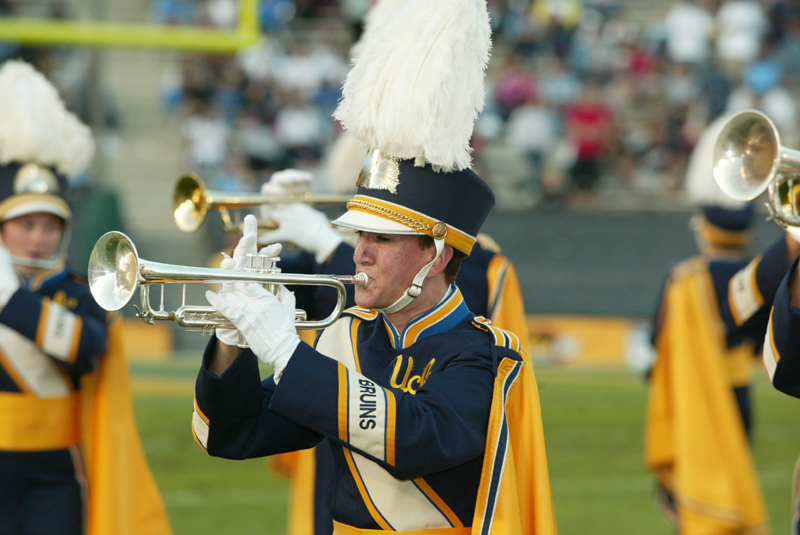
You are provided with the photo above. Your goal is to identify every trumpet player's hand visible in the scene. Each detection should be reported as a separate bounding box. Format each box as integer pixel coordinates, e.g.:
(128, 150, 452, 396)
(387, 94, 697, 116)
(258, 203, 343, 264)
(0, 246, 19, 312)
(206, 282, 300, 383)
(233, 214, 259, 267)
(215, 233, 283, 347)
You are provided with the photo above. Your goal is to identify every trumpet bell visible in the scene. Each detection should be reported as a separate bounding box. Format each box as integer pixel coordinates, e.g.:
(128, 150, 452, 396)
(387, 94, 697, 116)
(174, 173, 207, 233)
(713, 109, 781, 201)
(88, 231, 141, 311)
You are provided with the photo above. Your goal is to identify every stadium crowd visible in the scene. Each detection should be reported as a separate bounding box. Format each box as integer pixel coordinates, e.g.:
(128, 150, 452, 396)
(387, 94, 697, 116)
(2, 0, 800, 212)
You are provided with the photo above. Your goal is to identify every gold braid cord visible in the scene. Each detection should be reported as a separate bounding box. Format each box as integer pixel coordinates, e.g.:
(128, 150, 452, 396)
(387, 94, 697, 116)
(346, 199, 433, 233)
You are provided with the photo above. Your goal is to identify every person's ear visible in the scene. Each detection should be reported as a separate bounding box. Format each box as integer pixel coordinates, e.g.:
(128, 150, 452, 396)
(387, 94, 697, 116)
(426, 244, 453, 279)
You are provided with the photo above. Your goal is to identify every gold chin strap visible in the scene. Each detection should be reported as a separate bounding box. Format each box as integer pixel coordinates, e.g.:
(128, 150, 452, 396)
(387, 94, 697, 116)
(379, 223, 448, 315)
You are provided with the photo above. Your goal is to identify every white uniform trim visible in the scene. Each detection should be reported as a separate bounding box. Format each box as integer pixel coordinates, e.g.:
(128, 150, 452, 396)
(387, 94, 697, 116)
(319, 316, 451, 529)
(192, 399, 210, 450)
(41, 300, 78, 361)
(728, 258, 762, 326)
(763, 315, 778, 383)
(347, 374, 389, 462)
(350, 451, 453, 530)
(0, 324, 70, 396)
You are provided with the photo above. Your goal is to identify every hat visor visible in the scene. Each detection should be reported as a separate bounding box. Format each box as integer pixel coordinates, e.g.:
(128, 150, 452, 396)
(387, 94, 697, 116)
(332, 210, 424, 235)
(2, 199, 71, 222)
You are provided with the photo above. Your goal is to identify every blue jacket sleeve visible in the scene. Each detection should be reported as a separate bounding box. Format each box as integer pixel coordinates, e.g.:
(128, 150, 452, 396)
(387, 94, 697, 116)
(764, 256, 800, 398)
(0, 285, 108, 376)
(194, 336, 323, 459)
(721, 237, 792, 342)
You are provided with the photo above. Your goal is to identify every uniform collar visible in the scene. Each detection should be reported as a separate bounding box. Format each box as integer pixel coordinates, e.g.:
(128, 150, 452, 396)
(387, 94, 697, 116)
(22, 260, 67, 292)
(381, 285, 471, 349)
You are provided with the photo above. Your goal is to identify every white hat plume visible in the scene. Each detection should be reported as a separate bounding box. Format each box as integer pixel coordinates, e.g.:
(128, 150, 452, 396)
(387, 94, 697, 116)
(0, 60, 94, 179)
(333, 0, 492, 173)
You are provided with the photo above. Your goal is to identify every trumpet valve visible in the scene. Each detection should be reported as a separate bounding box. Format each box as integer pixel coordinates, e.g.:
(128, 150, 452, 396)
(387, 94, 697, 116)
(244, 253, 281, 273)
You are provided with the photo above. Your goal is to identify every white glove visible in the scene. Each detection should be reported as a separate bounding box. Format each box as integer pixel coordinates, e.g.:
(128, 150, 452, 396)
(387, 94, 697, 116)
(0, 246, 19, 313)
(268, 169, 313, 190)
(260, 169, 313, 221)
(206, 282, 300, 383)
(258, 203, 343, 263)
(213, 214, 282, 346)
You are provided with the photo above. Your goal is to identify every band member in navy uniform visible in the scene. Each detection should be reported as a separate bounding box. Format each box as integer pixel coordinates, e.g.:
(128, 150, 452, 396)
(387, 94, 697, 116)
(193, 0, 556, 532)
(0, 60, 171, 535)
(257, 169, 530, 535)
(644, 115, 773, 534)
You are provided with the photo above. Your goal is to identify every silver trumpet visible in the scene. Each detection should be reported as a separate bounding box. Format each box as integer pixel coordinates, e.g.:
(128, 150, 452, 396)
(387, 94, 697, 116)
(173, 173, 352, 233)
(713, 109, 800, 235)
(88, 231, 369, 336)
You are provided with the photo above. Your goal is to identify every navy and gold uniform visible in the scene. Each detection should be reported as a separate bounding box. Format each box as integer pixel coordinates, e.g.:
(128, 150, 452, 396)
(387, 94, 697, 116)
(194, 285, 554, 534)
(196, 0, 556, 530)
(0, 60, 171, 535)
(272, 234, 530, 535)
(762, 254, 800, 397)
(720, 236, 792, 346)
(0, 260, 173, 535)
(0, 264, 106, 533)
(644, 205, 777, 534)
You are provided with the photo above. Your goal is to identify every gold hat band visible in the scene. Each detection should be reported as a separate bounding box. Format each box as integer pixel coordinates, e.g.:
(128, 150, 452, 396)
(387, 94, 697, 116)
(0, 193, 71, 222)
(696, 217, 752, 248)
(346, 195, 475, 254)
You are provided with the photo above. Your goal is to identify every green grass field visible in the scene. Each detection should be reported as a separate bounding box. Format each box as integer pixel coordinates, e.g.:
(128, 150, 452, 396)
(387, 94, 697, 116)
(131, 358, 800, 534)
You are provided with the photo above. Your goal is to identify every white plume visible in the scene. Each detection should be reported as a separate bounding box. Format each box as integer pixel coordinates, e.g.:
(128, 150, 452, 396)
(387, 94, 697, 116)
(334, 0, 492, 172)
(0, 60, 94, 179)
(349, 0, 406, 60)
(685, 114, 747, 209)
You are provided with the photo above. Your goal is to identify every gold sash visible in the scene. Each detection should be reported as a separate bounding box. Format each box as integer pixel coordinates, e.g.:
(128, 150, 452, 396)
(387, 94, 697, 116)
(333, 521, 471, 535)
(0, 391, 79, 450)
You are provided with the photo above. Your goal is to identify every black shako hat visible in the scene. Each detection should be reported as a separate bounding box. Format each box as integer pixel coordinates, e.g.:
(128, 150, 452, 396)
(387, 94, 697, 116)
(0, 162, 71, 224)
(333, 155, 495, 255)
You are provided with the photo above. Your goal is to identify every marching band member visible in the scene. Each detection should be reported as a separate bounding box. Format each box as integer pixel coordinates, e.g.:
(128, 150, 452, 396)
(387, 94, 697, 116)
(192, 0, 557, 532)
(0, 60, 171, 535)
(258, 169, 530, 535)
(644, 115, 770, 534)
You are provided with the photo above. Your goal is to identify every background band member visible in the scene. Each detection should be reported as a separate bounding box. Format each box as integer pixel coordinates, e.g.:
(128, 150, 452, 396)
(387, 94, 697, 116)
(644, 115, 770, 534)
(0, 60, 171, 535)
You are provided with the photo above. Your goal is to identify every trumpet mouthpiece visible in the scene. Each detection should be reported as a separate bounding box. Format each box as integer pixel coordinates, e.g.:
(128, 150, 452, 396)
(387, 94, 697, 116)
(353, 272, 370, 289)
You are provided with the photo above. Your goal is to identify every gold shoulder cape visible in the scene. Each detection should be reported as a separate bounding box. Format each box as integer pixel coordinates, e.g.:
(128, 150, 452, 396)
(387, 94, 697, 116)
(645, 258, 766, 534)
(471, 355, 557, 535)
(80, 316, 173, 535)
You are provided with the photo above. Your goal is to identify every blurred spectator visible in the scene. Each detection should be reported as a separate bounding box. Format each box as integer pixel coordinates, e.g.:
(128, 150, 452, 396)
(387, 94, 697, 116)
(150, 0, 196, 24)
(663, 1, 715, 65)
(273, 94, 333, 165)
(181, 98, 230, 173)
(564, 79, 614, 194)
(493, 52, 538, 120)
(715, 0, 767, 69)
(538, 56, 581, 108)
(207, 0, 239, 28)
(260, 0, 297, 31)
(505, 92, 559, 202)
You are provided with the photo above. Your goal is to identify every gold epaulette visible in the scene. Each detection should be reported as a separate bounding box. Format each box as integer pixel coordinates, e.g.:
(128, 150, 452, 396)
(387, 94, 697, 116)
(472, 316, 522, 353)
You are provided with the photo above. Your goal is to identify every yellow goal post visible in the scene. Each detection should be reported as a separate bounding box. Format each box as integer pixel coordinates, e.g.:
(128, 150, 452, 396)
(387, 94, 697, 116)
(0, 0, 259, 53)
